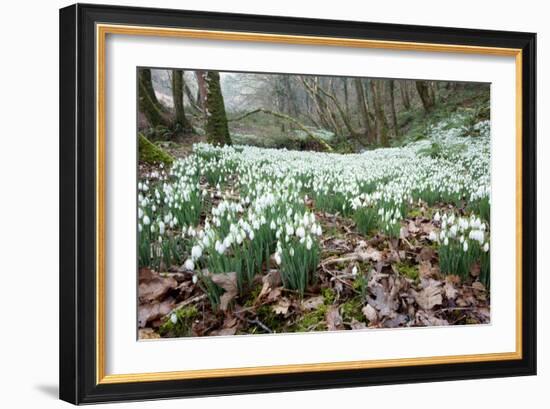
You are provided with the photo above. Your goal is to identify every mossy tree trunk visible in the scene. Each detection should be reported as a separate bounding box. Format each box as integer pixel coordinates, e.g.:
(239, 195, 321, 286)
(139, 69, 169, 128)
(415, 80, 436, 112)
(204, 71, 232, 146)
(140, 69, 164, 111)
(171, 69, 194, 134)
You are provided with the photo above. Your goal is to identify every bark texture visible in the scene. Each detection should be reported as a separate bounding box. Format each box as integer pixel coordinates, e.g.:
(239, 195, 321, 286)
(205, 71, 232, 146)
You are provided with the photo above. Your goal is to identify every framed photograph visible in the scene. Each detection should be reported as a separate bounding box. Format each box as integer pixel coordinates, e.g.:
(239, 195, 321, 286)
(59, 3, 536, 404)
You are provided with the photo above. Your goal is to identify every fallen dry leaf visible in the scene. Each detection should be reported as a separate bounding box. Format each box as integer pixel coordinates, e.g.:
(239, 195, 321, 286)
(414, 280, 443, 310)
(211, 316, 239, 336)
(210, 272, 238, 311)
(138, 297, 175, 328)
(326, 306, 344, 331)
(138, 328, 160, 339)
(302, 296, 324, 311)
(350, 319, 367, 330)
(138, 269, 177, 303)
(368, 281, 399, 317)
(265, 287, 283, 303)
(472, 281, 486, 292)
(444, 282, 458, 300)
(358, 247, 382, 262)
(418, 261, 432, 279)
(408, 220, 420, 234)
(416, 310, 449, 326)
(272, 297, 291, 315)
(362, 304, 378, 323)
(383, 313, 408, 328)
(417, 247, 435, 262)
(258, 269, 282, 301)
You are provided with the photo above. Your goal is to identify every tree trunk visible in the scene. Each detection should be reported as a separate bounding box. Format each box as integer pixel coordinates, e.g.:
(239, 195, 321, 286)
(204, 71, 232, 146)
(388, 80, 399, 138)
(172, 69, 194, 134)
(342, 78, 350, 117)
(370, 80, 389, 146)
(140, 69, 163, 111)
(354, 78, 374, 143)
(138, 70, 169, 128)
(229, 108, 333, 151)
(415, 80, 435, 112)
(399, 80, 411, 110)
(195, 70, 207, 110)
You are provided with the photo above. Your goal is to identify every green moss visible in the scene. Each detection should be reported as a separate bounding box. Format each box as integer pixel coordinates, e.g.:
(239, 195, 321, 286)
(293, 304, 327, 332)
(242, 285, 262, 308)
(341, 297, 366, 323)
(408, 208, 423, 218)
(396, 262, 419, 281)
(205, 71, 232, 146)
(322, 287, 336, 305)
(139, 133, 174, 166)
(252, 305, 285, 333)
(352, 272, 369, 299)
(159, 306, 198, 338)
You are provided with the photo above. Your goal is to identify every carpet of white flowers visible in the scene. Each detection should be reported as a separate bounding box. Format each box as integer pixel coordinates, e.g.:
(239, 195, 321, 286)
(138, 120, 491, 338)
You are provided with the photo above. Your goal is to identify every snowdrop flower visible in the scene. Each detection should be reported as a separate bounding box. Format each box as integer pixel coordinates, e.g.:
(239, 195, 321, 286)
(289, 248, 295, 257)
(270, 220, 276, 230)
(158, 221, 165, 235)
(428, 231, 438, 242)
(216, 241, 226, 255)
(296, 226, 306, 239)
(143, 215, 150, 226)
(191, 245, 202, 260)
(221, 236, 231, 249)
(306, 236, 313, 251)
(138, 208, 143, 219)
(444, 237, 449, 246)
(315, 224, 322, 236)
(483, 242, 490, 252)
(274, 252, 282, 266)
(449, 225, 458, 237)
(170, 313, 178, 325)
(192, 274, 198, 284)
(286, 224, 294, 236)
(184, 258, 194, 271)
(248, 230, 255, 240)
(463, 240, 469, 252)
(434, 211, 441, 222)
(351, 265, 358, 276)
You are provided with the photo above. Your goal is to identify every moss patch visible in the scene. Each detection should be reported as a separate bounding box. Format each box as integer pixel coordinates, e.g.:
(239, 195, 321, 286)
(159, 306, 198, 338)
(292, 304, 327, 332)
(321, 287, 336, 305)
(252, 305, 286, 333)
(139, 133, 174, 166)
(341, 297, 366, 323)
(395, 262, 419, 281)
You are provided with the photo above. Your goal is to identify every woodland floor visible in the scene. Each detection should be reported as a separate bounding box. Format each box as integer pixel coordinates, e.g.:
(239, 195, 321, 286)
(138, 147, 490, 340)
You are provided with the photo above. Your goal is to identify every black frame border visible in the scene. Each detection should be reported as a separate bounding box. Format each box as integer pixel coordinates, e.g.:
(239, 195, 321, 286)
(59, 3, 536, 404)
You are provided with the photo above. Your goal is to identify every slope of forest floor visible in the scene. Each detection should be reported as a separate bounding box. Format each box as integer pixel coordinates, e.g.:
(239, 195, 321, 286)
(138, 121, 491, 339)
